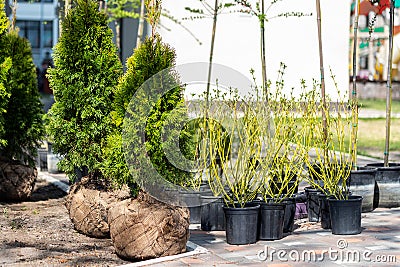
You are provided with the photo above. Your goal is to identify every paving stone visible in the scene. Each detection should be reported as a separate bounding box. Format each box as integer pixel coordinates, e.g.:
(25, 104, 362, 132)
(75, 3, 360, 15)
(180, 257, 206, 264)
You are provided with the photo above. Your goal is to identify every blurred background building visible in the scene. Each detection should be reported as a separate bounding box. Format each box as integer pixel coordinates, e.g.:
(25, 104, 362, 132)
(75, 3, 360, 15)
(350, 0, 400, 81)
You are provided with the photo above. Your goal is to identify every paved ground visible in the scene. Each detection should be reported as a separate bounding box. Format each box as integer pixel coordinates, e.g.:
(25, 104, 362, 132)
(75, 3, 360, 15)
(146, 208, 399, 267)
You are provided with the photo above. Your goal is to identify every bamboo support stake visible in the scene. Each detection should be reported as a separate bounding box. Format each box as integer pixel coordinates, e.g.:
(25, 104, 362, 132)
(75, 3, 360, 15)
(384, 0, 394, 167)
(206, 0, 218, 108)
(260, 0, 268, 101)
(315, 0, 328, 161)
(351, 0, 361, 170)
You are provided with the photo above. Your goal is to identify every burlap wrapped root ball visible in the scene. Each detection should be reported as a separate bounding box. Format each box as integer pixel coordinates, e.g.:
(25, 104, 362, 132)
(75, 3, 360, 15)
(108, 191, 190, 261)
(65, 176, 130, 238)
(0, 159, 37, 201)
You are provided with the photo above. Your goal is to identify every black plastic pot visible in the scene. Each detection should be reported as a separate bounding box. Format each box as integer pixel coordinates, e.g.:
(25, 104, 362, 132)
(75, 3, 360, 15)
(258, 202, 286, 240)
(305, 187, 322, 222)
(350, 168, 376, 212)
(180, 190, 201, 224)
(365, 163, 400, 208)
(318, 193, 331, 229)
(223, 203, 260, 245)
(328, 195, 363, 235)
(282, 197, 296, 233)
(201, 195, 225, 231)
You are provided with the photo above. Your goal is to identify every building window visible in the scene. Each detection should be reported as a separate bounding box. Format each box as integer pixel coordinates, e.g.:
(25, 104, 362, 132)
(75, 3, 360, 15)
(43, 21, 53, 47)
(16, 20, 53, 48)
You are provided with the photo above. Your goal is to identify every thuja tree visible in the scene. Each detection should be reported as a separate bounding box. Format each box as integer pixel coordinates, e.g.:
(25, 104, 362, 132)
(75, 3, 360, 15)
(0, 28, 44, 165)
(103, 34, 195, 191)
(46, 0, 123, 182)
(0, 1, 10, 146)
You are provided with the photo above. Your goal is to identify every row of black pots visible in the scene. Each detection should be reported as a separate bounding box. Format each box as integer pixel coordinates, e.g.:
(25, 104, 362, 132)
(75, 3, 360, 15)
(306, 162, 400, 213)
(223, 197, 297, 245)
(193, 180, 298, 228)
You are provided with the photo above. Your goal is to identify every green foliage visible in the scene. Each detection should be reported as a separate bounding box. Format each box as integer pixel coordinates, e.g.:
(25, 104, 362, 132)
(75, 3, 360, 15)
(106, 0, 140, 20)
(0, 57, 11, 146)
(46, 0, 123, 182)
(0, 29, 44, 165)
(197, 88, 267, 208)
(0, 57, 11, 100)
(0, 0, 10, 146)
(105, 34, 195, 190)
(0, 0, 8, 36)
(301, 84, 354, 200)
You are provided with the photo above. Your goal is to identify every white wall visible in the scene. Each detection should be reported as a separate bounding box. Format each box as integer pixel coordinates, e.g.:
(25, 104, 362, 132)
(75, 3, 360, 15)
(159, 0, 350, 100)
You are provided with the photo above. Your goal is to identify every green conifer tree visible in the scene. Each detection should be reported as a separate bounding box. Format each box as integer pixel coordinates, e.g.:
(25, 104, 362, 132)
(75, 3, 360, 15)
(46, 0, 123, 181)
(0, 0, 7, 34)
(0, 0, 10, 146)
(0, 27, 44, 165)
(102, 34, 195, 190)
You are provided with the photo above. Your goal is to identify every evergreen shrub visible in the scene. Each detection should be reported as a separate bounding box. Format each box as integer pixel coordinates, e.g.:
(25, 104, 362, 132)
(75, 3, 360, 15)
(0, 1, 10, 147)
(0, 22, 44, 165)
(46, 0, 123, 182)
(103, 34, 195, 192)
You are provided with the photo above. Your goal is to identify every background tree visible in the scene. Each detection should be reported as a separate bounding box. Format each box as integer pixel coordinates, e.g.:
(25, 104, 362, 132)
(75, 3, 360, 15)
(351, 0, 361, 169)
(136, 0, 201, 48)
(46, 0, 123, 182)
